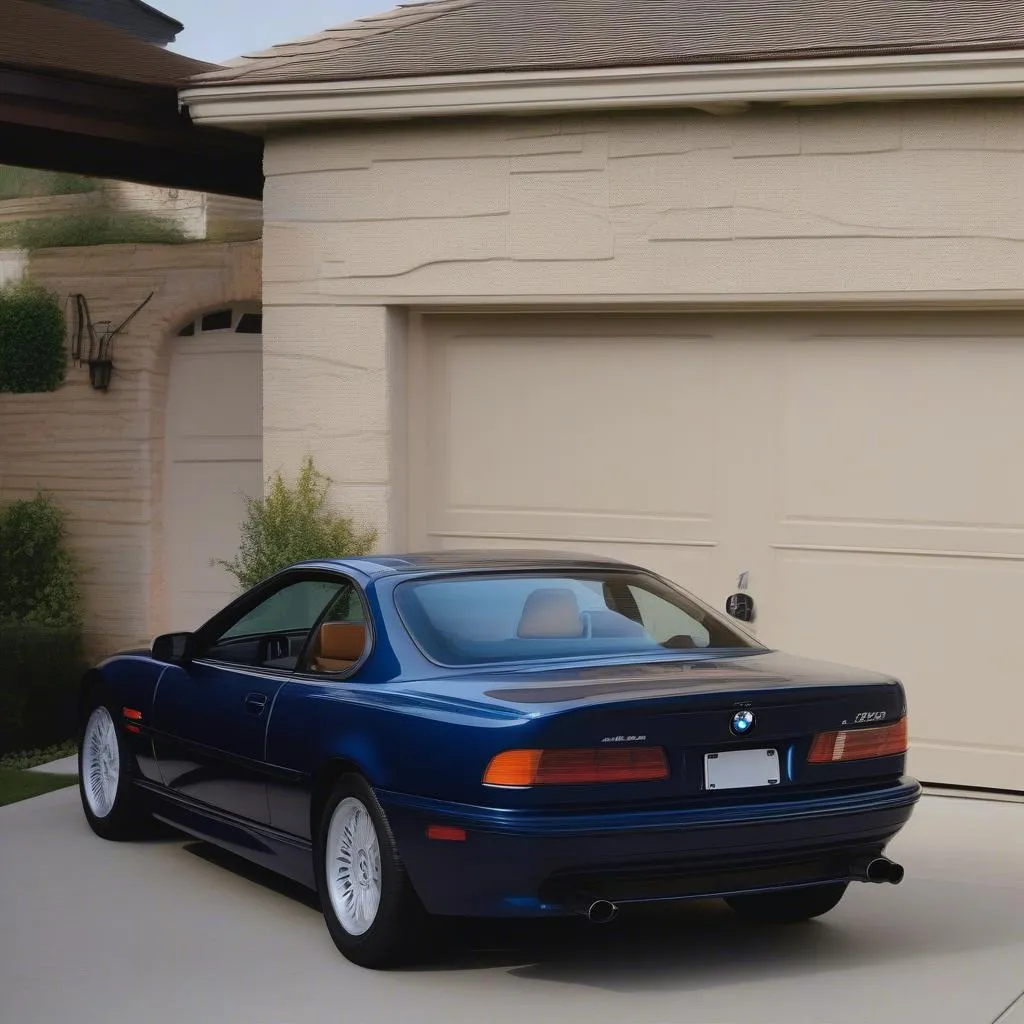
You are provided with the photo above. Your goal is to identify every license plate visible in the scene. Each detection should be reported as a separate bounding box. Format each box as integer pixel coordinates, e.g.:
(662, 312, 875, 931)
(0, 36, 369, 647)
(704, 748, 780, 791)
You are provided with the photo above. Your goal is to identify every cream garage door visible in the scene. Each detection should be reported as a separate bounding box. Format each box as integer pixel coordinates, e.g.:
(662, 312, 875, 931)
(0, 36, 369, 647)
(164, 309, 262, 632)
(409, 312, 1024, 791)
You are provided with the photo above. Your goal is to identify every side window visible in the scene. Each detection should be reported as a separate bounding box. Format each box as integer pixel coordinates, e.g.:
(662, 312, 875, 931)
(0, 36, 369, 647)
(628, 585, 711, 648)
(221, 580, 343, 640)
(300, 581, 370, 675)
(201, 578, 345, 669)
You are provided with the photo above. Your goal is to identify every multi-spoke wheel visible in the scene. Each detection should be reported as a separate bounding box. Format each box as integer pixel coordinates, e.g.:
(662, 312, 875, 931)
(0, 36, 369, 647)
(314, 774, 428, 968)
(79, 698, 148, 840)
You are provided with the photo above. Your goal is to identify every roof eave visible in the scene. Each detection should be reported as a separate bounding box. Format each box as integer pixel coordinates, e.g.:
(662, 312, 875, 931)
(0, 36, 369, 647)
(180, 48, 1024, 132)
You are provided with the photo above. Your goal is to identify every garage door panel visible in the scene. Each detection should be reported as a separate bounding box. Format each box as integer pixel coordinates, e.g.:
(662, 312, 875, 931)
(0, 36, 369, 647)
(782, 337, 1024, 526)
(431, 533, 717, 599)
(412, 311, 1024, 790)
(771, 548, 1024, 790)
(437, 334, 718, 519)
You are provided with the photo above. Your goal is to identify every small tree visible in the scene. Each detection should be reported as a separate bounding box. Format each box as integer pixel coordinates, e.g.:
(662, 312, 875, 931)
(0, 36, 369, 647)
(216, 457, 377, 591)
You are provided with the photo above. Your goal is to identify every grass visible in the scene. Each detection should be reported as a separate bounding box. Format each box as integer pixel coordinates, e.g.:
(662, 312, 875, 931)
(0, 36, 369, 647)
(0, 211, 188, 250)
(0, 165, 98, 200)
(0, 766, 77, 807)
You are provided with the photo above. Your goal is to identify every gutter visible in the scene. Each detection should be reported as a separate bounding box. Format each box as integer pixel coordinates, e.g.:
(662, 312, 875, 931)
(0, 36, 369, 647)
(180, 49, 1024, 131)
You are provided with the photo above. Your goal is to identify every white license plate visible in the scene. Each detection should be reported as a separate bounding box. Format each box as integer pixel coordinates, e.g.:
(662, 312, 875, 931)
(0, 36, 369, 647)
(704, 748, 780, 791)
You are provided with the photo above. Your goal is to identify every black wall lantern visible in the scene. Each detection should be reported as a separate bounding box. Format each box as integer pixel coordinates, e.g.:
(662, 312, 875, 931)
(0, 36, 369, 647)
(69, 291, 154, 391)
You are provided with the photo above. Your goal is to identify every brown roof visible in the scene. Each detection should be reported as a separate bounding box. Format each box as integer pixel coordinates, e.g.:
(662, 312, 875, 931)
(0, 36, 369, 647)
(1, 0, 213, 86)
(193, 0, 1024, 87)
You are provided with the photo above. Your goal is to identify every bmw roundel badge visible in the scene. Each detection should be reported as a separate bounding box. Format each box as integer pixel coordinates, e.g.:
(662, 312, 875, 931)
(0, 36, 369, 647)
(730, 710, 755, 736)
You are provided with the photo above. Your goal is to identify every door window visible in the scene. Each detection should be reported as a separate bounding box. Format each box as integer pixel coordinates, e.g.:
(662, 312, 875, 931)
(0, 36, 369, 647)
(202, 578, 346, 669)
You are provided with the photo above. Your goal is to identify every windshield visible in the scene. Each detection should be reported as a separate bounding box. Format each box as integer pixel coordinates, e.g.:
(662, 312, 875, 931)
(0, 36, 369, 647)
(393, 570, 760, 667)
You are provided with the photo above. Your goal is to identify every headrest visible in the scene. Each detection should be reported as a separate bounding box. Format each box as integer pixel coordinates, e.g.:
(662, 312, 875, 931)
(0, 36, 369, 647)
(517, 588, 584, 638)
(319, 622, 366, 662)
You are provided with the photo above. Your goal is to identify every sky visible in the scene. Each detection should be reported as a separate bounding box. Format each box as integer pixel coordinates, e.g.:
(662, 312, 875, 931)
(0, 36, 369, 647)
(162, 0, 391, 64)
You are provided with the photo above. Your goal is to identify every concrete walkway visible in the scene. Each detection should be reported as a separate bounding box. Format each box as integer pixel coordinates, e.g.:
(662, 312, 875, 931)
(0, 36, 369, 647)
(1, 787, 1022, 1024)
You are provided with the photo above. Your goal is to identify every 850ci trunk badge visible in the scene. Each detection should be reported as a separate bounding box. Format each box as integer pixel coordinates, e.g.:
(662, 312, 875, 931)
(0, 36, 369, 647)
(731, 711, 755, 736)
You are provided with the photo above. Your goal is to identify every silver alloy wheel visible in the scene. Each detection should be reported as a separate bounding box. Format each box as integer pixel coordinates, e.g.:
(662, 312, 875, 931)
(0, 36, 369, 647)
(326, 796, 382, 936)
(82, 706, 120, 818)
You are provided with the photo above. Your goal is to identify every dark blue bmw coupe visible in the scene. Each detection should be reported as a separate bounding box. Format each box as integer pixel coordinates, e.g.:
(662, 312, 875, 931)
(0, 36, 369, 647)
(78, 551, 920, 967)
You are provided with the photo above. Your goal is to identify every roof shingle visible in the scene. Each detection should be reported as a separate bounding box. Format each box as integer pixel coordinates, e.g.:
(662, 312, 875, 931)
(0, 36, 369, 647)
(2, 0, 213, 86)
(192, 0, 1024, 88)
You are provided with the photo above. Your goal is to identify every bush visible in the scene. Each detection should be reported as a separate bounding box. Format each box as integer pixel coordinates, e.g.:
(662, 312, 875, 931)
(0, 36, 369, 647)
(217, 457, 377, 591)
(0, 282, 66, 393)
(0, 624, 85, 756)
(0, 211, 187, 250)
(0, 165, 97, 200)
(0, 492, 82, 628)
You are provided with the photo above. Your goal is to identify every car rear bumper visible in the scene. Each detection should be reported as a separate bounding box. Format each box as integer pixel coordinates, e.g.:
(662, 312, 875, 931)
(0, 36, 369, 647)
(376, 777, 922, 917)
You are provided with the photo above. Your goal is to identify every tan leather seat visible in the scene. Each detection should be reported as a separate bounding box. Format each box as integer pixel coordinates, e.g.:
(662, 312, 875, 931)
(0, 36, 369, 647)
(516, 588, 584, 638)
(312, 622, 366, 673)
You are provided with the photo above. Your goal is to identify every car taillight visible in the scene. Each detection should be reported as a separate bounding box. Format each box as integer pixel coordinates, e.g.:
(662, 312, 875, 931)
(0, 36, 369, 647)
(483, 747, 669, 786)
(808, 718, 908, 764)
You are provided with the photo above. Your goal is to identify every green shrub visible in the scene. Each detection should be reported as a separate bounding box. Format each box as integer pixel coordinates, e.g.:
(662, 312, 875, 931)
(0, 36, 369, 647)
(0, 165, 97, 200)
(0, 624, 85, 756)
(0, 738, 77, 770)
(216, 457, 377, 591)
(0, 211, 187, 250)
(0, 492, 82, 628)
(0, 282, 66, 393)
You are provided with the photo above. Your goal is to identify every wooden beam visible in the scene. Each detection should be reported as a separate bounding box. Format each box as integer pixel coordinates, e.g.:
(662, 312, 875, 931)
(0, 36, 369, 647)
(0, 68, 263, 199)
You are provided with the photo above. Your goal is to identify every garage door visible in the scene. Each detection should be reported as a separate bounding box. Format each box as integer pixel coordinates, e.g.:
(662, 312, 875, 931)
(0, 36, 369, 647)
(409, 311, 1024, 791)
(164, 308, 262, 632)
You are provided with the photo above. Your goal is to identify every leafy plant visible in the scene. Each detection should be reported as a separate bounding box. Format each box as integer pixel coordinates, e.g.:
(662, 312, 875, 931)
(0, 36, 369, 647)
(0, 282, 66, 393)
(0, 492, 83, 628)
(0, 210, 187, 250)
(0, 165, 97, 200)
(0, 624, 85, 756)
(0, 739, 77, 770)
(217, 457, 377, 591)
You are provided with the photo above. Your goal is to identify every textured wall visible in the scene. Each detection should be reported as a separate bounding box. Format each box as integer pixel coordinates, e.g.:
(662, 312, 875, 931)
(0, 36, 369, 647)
(261, 98, 1024, 544)
(0, 241, 261, 656)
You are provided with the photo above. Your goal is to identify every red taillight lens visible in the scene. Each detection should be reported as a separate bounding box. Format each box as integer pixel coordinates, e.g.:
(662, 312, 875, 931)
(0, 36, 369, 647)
(483, 747, 669, 786)
(808, 719, 908, 764)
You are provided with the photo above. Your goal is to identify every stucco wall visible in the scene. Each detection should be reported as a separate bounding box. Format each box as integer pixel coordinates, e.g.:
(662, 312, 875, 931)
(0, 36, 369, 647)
(260, 98, 1024, 544)
(0, 241, 261, 656)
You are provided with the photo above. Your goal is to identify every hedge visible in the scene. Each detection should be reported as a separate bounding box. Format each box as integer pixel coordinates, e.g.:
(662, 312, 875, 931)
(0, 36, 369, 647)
(0, 624, 85, 756)
(0, 282, 66, 393)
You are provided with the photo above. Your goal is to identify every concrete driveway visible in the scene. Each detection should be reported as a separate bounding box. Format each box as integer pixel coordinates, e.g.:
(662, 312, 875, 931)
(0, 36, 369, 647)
(2, 787, 1022, 1024)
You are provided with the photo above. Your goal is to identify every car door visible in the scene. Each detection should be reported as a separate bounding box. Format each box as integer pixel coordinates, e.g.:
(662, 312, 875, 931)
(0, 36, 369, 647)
(150, 573, 346, 823)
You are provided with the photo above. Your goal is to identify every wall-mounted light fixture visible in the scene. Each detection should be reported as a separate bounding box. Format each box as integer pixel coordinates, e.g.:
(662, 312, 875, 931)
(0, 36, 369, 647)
(69, 291, 154, 391)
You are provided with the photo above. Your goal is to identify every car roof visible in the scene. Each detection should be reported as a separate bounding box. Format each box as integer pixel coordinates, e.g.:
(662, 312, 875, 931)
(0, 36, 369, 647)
(293, 549, 641, 579)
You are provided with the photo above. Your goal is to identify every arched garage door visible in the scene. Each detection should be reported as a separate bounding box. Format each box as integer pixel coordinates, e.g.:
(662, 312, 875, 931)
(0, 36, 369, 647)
(409, 310, 1024, 792)
(164, 307, 262, 631)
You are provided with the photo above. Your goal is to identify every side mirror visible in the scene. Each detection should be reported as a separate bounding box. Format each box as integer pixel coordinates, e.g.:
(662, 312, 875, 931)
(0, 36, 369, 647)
(152, 632, 194, 665)
(725, 593, 755, 623)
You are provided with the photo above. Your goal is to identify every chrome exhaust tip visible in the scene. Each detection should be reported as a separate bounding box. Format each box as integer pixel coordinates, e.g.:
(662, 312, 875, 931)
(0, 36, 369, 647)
(851, 855, 904, 885)
(586, 899, 618, 924)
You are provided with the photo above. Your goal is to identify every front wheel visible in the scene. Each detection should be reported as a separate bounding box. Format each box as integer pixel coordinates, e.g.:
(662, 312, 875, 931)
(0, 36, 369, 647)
(314, 774, 429, 968)
(79, 701, 149, 840)
(725, 881, 849, 923)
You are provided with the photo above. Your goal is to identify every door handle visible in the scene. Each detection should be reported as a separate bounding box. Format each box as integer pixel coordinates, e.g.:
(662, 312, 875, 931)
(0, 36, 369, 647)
(244, 692, 269, 716)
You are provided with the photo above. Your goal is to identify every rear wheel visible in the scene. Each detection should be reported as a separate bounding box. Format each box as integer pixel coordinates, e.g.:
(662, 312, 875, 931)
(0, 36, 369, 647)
(725, 882, 849, 923)
(314, 774, 429, 968)
(79, 700, 149, 840)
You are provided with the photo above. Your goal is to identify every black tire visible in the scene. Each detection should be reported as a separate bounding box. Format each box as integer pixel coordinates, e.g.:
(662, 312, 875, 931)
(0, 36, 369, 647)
(78, 697, 149, 841)
(314, 773, 429, 969)
(726, 882, 849, 923)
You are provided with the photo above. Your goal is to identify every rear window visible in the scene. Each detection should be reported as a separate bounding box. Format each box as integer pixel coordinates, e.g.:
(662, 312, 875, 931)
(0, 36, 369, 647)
(393, 571, 758, 667)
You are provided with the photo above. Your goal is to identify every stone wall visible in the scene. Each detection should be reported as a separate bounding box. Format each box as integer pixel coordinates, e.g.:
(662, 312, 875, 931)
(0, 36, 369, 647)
(0, 240, 261, 656)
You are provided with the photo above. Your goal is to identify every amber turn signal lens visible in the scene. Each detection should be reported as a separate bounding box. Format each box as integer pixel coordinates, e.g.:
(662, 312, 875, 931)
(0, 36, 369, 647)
(483, 746, 669, 786)
(808, 718, 908, 764)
